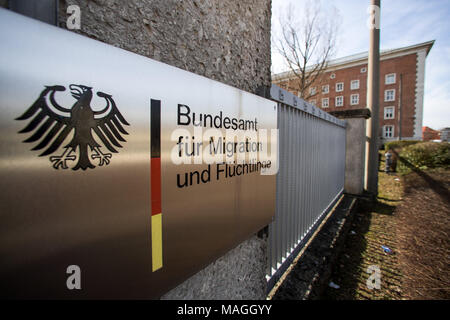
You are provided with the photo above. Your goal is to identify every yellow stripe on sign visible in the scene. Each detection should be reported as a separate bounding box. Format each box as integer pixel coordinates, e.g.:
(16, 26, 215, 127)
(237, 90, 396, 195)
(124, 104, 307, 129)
(151, 213, 163, 271)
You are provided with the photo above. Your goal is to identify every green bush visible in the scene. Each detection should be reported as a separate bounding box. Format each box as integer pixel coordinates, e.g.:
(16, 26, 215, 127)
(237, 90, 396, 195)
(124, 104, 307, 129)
(384, 140, 421, 151)
(398, 142, 450, 174)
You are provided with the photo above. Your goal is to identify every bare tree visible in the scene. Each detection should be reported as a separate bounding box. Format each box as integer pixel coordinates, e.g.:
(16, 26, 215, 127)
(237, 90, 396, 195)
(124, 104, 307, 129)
(274, 0, 341, 100)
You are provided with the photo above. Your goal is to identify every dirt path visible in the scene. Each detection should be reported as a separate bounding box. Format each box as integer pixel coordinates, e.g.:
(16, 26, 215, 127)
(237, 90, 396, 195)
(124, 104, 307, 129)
(323, 161, 450, 299)
(396, 169, 450, 299)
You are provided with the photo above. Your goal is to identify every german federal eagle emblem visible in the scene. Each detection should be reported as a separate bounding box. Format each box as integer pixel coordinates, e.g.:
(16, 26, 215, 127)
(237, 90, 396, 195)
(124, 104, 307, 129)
(16, 84, 129, 170)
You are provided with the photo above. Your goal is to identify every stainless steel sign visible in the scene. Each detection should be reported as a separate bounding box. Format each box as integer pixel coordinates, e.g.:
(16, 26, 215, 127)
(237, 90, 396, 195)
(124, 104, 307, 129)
(0, 9, 277, 298)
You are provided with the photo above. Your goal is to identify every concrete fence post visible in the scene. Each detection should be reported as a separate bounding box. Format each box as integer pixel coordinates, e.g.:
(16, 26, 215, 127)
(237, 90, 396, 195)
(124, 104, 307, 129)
(330, 109, 371, 195)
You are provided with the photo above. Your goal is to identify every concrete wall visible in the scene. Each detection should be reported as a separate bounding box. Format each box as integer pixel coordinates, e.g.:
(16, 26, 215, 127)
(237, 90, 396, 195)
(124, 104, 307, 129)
(55, 0, 272, 299)
(58, 0, 272, 96)
(162, 235, 268, 300)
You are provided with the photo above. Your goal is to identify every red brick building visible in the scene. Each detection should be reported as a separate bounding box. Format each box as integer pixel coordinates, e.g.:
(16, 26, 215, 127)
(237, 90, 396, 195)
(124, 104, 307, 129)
(422, 126, 441, 141)
(273, 41, 434, 142)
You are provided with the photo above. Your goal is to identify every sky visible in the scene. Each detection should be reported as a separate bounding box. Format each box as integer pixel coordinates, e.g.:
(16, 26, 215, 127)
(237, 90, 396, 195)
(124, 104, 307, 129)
(271, 0, 450, 130)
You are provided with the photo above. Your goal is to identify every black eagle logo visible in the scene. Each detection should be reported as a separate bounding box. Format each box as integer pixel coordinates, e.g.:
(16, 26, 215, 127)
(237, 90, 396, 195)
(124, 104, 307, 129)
(16, 84, 129, 170)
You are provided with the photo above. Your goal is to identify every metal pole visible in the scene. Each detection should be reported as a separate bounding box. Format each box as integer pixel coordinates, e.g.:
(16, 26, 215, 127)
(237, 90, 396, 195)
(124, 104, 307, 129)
(366, 0, 380, 196)
(8, 0, 58, 26)
(398, 74, 402, 140)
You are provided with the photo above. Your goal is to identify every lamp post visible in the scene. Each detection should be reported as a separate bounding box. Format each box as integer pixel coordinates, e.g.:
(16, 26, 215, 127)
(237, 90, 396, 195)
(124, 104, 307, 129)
(366, 0, 381, 197)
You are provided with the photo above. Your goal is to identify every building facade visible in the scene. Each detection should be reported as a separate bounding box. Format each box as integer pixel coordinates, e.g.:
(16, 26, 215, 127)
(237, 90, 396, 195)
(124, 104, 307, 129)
(440, 128, 450, 142)
(273, 41, 434, 142)
(422, 126, 441, 141)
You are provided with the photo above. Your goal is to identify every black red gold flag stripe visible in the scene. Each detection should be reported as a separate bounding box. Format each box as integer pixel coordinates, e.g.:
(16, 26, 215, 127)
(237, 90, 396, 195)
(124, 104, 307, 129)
(150, 99, 162, 271)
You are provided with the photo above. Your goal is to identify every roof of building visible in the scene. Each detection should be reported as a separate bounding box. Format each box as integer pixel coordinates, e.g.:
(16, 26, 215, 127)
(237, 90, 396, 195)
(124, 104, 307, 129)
(273, 40, 435, 81)
(422, 126, 440, 133)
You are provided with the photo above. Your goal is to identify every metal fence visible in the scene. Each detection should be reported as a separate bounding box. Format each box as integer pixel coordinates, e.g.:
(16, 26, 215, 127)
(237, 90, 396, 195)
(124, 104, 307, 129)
(267, 85, 347, 290)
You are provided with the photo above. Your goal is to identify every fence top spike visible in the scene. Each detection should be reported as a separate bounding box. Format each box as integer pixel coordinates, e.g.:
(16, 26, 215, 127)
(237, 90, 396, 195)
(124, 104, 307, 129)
(270, 84, 345, 127)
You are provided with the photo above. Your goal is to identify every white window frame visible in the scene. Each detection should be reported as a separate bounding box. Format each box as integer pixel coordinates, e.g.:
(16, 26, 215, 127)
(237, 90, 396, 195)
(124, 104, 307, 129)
(310, 99, 316, 106)
(360, 67, 367, 73)
(350, 94, 359, 105)
(330, 73, 336, 79)
(336, 82, 344, 92)
(322, 85, 329, 94)
(350, 79, 360, 90)
(309, 86, 317, 96)
(385, 73, 396, 85)
(384, 89, 396, 102)
(322, 98, 329, 108)
(335, 96, 344, 107)
(383, 125, 394, 138)
(384, 106, 395, 119)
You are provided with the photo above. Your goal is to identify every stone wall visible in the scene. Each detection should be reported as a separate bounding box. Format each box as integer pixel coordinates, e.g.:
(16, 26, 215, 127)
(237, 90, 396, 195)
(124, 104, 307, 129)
(58, 0, 272, 96)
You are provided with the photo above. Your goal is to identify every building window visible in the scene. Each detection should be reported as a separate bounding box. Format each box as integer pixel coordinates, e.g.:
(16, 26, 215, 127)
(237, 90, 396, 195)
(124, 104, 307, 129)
(384, 89, 396, 102)
(322, 98, 329, 108)
(350, 94, 359, 105)
(309, 86, 317, 96)
(322, 85, 329, 94)
(310, 99, 316, 106)
(384, 106, 395, 119)
(336, 82, 344, 92)
(330, 73, 336, 79)
(335, 96, 344, 107)
(361, 67, 367, 73)
(385, 73, 396, 84)
(383, 125, 394, 138)
(350, 80, 360, 90)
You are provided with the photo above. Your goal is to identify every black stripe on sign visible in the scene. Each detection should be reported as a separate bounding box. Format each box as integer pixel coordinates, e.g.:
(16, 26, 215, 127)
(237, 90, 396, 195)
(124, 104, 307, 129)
(151, 99, 161, 158)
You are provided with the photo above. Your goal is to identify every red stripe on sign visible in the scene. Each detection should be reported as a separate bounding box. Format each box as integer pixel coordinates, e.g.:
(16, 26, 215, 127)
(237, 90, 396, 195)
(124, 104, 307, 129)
(151, 157, 162, 215)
